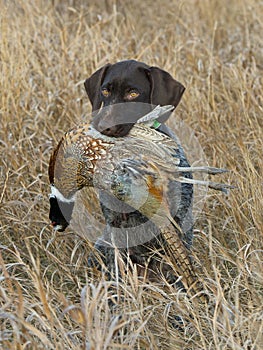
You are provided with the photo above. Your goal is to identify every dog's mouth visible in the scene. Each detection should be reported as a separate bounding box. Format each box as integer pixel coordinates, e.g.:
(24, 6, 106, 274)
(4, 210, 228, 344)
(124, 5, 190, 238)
(100, 123, 134, 137)
(92, 102, 154, 137)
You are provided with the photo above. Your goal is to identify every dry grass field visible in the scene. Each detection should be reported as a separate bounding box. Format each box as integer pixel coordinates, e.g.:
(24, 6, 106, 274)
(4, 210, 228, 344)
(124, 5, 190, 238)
(0, 0, 262, 349)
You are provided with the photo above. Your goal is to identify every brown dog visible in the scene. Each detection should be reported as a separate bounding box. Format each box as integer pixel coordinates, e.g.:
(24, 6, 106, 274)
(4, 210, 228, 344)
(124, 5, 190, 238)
(83, 60, 193, 280)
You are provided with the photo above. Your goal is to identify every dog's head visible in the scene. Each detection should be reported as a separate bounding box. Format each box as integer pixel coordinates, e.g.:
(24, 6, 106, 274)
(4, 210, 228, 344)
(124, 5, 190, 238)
(84, 60, 185, 137)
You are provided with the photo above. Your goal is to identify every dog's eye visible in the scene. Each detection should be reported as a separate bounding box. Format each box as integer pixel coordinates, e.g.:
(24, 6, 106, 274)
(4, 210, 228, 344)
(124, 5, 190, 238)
(126, 91, 139, 100)
(101, 88, 110, 97)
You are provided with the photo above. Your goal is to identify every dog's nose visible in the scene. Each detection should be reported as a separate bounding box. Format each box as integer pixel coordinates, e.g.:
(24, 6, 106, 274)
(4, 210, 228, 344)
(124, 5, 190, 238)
(99, 124, 119, 136)
(97, 120, 115, 135)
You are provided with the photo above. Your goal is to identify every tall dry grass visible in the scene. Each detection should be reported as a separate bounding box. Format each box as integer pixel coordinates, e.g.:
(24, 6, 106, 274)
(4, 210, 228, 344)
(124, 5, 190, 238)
(0, 0, 262, 349)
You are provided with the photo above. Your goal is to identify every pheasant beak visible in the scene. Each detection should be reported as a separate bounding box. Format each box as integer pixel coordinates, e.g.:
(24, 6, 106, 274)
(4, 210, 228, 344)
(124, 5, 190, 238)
(49, 188, 75, 232)
(50, 218, 64, 232)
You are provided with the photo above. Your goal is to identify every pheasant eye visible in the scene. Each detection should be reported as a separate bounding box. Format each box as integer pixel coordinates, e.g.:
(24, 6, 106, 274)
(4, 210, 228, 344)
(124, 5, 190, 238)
(101, 88, 110, 97)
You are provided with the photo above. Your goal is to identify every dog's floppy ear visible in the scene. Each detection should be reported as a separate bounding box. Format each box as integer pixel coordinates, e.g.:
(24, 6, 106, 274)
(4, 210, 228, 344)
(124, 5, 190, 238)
(145, 66, 185, 122)
(84, 63, 111, 111)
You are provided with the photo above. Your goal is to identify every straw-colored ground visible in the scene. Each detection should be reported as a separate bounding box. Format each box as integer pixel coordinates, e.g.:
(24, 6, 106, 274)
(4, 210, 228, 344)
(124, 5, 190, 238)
(0, 1, 262, 349)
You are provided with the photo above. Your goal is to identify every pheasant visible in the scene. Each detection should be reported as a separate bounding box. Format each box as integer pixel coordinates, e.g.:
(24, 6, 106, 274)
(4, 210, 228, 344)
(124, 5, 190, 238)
(48, 105, 232, 301)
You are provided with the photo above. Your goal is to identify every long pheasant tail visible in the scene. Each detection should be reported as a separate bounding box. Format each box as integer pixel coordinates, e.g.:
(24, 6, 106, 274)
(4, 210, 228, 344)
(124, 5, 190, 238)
(161, 220, 209, 304)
